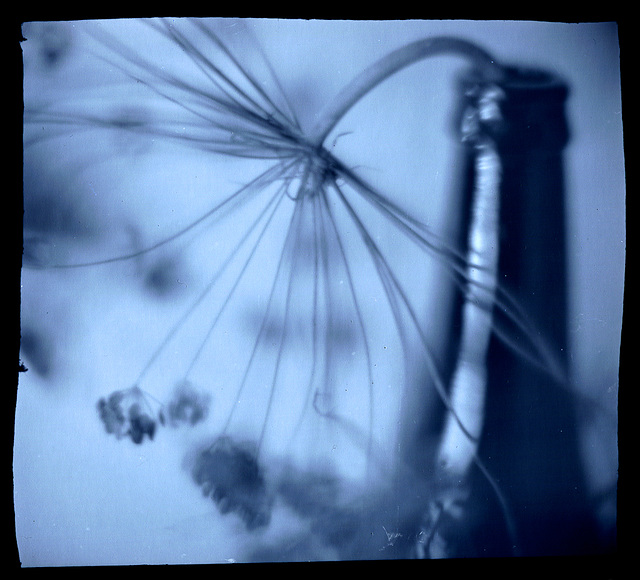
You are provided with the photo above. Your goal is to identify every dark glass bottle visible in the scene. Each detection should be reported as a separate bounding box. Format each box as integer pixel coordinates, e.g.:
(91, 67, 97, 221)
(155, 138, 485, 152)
(451, 65, 602, 557)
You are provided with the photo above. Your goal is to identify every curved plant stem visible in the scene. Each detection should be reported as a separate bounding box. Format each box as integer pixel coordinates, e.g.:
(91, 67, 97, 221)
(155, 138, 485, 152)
(310, 36, 504, 147)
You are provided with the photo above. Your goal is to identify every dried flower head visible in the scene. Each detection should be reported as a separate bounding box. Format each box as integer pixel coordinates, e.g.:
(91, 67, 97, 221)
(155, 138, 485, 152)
(165, 381, 210, 427)
(191, 436, 272, 530)
(97, 386, 158, 444)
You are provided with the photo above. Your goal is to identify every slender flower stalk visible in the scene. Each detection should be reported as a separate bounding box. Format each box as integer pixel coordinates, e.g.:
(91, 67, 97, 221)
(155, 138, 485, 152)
(310, 36, 505, 147)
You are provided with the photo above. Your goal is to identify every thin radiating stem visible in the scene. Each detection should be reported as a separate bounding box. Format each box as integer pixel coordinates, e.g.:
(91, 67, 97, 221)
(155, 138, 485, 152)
(330, 175, 519, 548)
(319, 189, 376, 472)
(132, 160, 297, 386)
(257, 191, 307, 453)
(329, 180, 463, 438)
(287, 192, 322, 447)
(222, 174, 309, 437)
(186, 18, 302, 132)
(39, 150, 293, 270)
(333, 156, 565, 386)
(180, 179, 290, 381)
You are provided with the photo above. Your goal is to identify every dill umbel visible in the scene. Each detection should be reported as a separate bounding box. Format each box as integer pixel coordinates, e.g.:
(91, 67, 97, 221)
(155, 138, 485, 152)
(22, 19, 572, 560)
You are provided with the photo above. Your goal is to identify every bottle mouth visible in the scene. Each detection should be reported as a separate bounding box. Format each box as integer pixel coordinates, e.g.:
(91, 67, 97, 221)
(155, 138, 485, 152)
(498, 65, 569, 100)
(454, 64, 570, 150)
(459, 64, 569, 100)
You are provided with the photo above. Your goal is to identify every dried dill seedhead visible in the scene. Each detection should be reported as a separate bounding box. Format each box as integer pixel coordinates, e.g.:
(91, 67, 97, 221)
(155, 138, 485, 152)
(191, 436, 273, 530)
(165, 381, 210, 427)
(97, 386, 158, 444)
